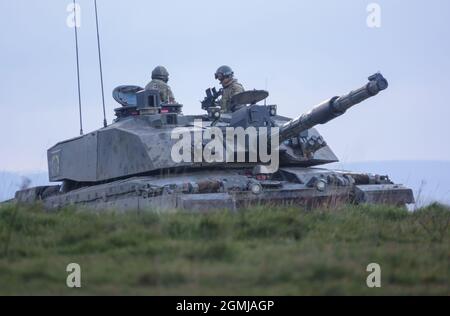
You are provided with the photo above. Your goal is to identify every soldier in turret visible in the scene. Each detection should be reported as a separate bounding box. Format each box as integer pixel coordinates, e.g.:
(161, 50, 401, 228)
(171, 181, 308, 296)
(145, 66, 175, 103)
(215, 65, 245, 112)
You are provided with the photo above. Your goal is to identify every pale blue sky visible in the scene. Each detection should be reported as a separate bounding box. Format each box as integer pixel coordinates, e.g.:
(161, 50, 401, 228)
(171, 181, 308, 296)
(1, 0, 449, 171)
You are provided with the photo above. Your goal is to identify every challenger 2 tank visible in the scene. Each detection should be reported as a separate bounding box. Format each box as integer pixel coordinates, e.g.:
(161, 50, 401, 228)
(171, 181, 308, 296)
(12, 73, 414, 211)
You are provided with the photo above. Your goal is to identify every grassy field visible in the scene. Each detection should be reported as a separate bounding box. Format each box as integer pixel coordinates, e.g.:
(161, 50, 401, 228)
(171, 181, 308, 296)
(0, 203, 448, 295)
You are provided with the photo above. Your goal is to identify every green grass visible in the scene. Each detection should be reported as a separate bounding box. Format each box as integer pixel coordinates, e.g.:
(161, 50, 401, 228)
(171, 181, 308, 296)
(0, 203, 449, 295)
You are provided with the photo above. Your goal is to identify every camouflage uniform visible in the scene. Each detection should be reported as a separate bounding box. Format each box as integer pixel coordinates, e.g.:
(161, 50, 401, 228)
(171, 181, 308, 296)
(145, 79, 175, 103)
(219, 79, 245, 112)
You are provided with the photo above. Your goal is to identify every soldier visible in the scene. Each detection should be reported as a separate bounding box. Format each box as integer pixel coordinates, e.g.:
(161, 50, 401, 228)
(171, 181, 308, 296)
(145, 66, 175, 103)
(215, 65, 245, 112)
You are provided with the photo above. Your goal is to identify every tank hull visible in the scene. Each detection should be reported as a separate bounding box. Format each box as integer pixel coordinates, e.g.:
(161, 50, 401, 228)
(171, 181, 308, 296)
(11, 167, 414, 212)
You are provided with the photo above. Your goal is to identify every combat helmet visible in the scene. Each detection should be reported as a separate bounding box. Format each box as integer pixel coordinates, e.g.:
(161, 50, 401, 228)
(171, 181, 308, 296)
(152, 65, 169, 83)
(215, 65, 234, 80)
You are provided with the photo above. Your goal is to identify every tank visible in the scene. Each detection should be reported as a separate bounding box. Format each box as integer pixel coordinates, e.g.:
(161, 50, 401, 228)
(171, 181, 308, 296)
(11, 73, 414, 211)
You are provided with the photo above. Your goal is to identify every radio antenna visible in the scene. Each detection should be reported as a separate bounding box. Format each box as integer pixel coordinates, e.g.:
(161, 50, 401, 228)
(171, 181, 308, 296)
(73, 0, 83, 135)
(94, 0, 107, 128)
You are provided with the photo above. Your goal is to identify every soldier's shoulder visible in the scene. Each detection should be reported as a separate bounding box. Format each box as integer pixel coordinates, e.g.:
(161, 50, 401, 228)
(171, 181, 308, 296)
(146, 79, 167, 89)
(155, 79, 168, 85)
(231, 80, 245, 92)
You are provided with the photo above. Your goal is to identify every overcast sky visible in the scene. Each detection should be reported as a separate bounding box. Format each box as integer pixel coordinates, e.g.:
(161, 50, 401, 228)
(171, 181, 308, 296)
(1, 0, 449, 171)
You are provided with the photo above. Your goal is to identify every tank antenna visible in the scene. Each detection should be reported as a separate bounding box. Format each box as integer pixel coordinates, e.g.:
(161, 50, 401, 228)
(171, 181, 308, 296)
(73, 0, 83, 135)
(94, 0, 107, 128)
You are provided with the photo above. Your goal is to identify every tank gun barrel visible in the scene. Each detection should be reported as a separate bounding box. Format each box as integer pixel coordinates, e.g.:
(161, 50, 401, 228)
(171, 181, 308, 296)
(278, 73, 388, 142)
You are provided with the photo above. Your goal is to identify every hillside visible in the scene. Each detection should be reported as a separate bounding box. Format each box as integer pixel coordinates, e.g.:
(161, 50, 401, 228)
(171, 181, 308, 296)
(0, 203, 448, 295)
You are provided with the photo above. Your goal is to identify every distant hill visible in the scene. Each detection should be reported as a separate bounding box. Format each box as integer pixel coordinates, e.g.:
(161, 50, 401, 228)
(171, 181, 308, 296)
(1, 161, 449, 207)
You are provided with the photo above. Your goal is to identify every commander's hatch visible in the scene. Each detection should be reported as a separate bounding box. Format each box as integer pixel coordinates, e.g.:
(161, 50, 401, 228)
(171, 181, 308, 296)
(113, 85, 143, 107)
(231, 90, 269, 106)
